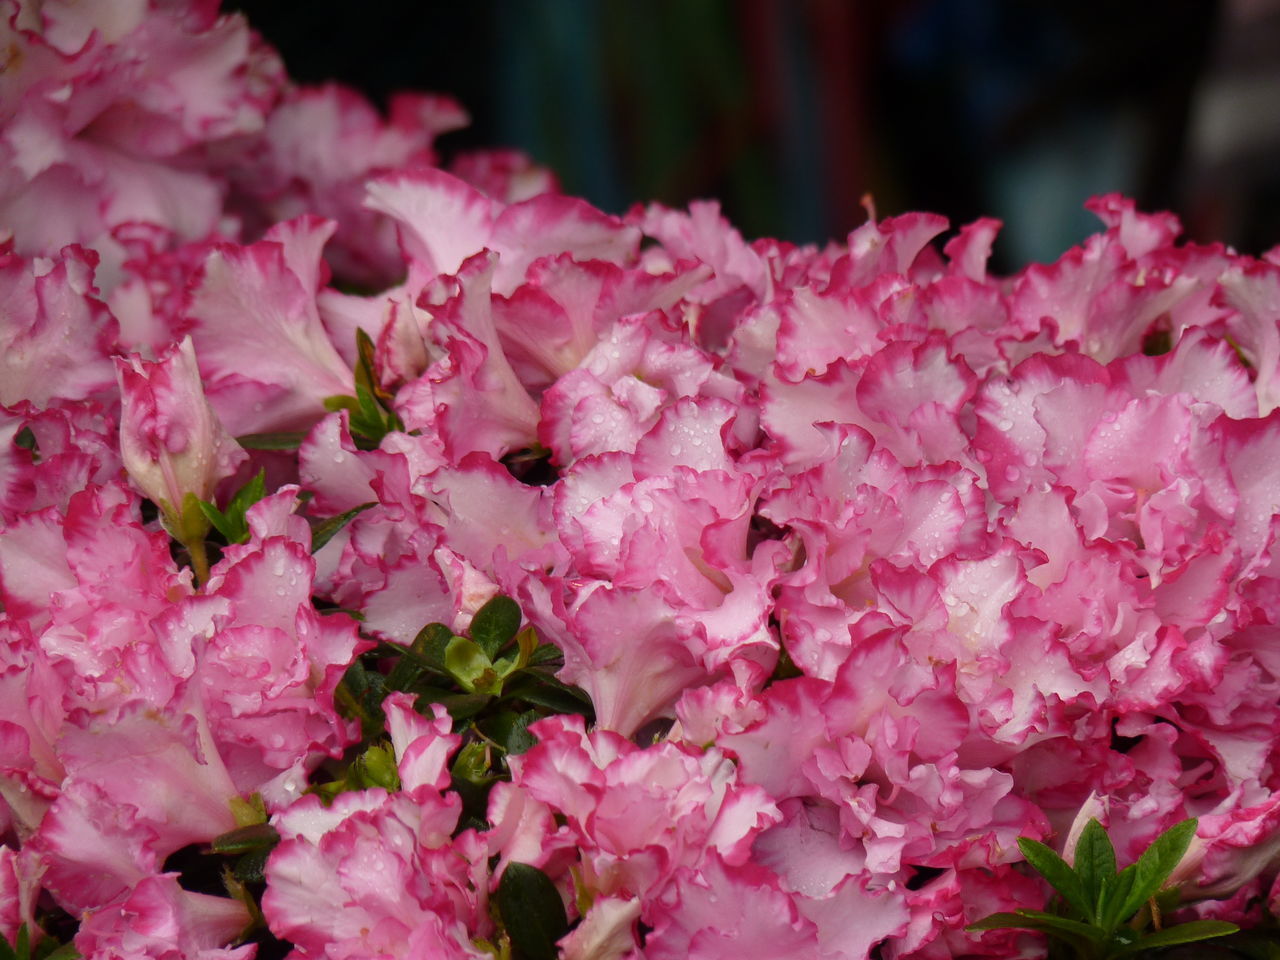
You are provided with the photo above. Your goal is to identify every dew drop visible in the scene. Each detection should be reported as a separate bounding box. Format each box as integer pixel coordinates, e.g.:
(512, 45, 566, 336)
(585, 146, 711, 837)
(996, 418, 1014, 432)
(1004, 465, 1020, 482)
(669, 443, 683, 457)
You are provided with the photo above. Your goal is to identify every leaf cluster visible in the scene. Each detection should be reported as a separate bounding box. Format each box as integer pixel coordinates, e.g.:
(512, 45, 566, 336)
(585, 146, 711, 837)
(969, 818, 1237, 958)
(331, 595, 592, 825)
(327, 595, 590, 958)
(322, 329, 404, 449)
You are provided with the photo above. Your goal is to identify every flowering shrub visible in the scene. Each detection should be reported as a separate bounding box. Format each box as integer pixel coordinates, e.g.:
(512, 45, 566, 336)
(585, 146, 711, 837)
(6, 2, 1280, 958)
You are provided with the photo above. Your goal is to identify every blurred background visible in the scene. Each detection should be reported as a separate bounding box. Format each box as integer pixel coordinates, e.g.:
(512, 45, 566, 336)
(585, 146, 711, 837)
(224, 0, 1280, 271)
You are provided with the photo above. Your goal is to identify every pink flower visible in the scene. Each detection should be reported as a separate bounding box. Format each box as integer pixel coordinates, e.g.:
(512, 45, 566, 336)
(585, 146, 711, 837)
(72, 874, 254, 960)
(263, 746, 491, 958)
(366, 166, 640, 295)
(0, 244, 118, 408)
(0, 0, 282, 266)
(507, 714, 780, 905)
(185, 217, 354, 435)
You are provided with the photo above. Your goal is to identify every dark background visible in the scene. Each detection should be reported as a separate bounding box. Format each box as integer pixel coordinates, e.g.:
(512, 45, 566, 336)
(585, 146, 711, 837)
(224, 0, 1280, 271)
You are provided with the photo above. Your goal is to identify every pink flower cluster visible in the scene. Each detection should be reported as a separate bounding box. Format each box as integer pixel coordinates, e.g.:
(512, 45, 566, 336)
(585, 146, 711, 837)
(6, 1, 1280, 957)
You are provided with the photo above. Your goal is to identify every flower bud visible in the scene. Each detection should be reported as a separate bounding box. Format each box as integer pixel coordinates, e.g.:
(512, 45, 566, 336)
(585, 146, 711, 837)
(115, 336, 246, 543)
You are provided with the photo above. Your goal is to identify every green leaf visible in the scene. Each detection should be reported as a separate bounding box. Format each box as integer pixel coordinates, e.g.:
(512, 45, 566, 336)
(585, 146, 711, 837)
(470, 595, 522, 659)
(38, 945, 81, 960)
(967, 911, 1099, 956)
(194, 499, 229, 540)
(13, 925, 27, 960)
(966, 912, 1029, 931)
(497, 862, 570, 960)
(384, 623, 454, 690)
(310, 502, 375, 553)
(1097, 864, 1139, 932)
(445, 636, 494, 693)
(235, 431, 307, 451)
(527, 643, 563, 667)
(478, 710, 539, 756)
(1074, 819, 1117, 919)
(1111, 818, 1198, 925)
(233, 846, 272, 884)
(501, 673, 594, 716)
(1016, 837, 1093, 922)
(1110, 919, 1238, 957)
(968, 910, 1104, 942)
(335, 660, 388, 737)
(211, 822, 280, 854)
(418, 689, 493, 721)
(198, 469, 266, 544)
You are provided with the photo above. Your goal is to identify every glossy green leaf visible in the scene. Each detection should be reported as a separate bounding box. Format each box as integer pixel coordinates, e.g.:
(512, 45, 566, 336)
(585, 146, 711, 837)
(967, 911, 1098, 957)
(198, 469, 266, 544)
(1112, 818, 1197, 925)
(211, 822, 280, 854)
(310, 501, 375, 553)
(470, 595, 522, 659)
(497, 862, 569, 960)
(419, 689, 493, 721)
(1016, 836, 1092, 922)
(233, 846, 272, 884)
(335, 660, 388, 737)
(1097, 864, 1139, 932)
(479, 709, 539, 756)
(235, 431, 307, 450)
(501, 673, 594, 716)
(1074, 819, 1117, 918)
(383, 624, 454, 690)
(526, 643, 563, 667)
